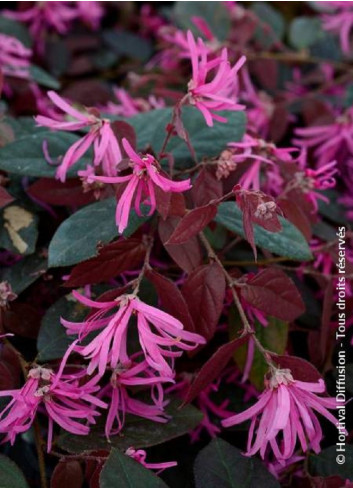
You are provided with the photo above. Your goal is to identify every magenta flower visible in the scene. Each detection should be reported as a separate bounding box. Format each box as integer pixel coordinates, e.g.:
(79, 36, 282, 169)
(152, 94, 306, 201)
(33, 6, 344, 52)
(62, 290, 205, 377)
(35, 91, 122, 182)
(186, 30, 246, 126)
(0, 34, 31, 80)
(89, 138, 191, 233)
(125, 447, 177, 473)
(222, 368, 340, 462)
(0, 348, 106, 451)
(103, 88, 165, 117)
(102, 358, 173, 438)
(320, 2, 353, 54)
(293, 108, 353, 168)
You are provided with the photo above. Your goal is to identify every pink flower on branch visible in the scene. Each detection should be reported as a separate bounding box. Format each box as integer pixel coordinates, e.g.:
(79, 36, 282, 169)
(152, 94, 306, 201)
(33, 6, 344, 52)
(320, 2, 353, 54)
(222, 368, 340, 462)
(35, 91, 122, 182)
(103, 358, 172, 438)
(0, 34, 31, 80)
(62, 290, 205, 377)
(0, 347, 106, 451)
(186, 30, 246, 126)
(89, 138, 191, 233)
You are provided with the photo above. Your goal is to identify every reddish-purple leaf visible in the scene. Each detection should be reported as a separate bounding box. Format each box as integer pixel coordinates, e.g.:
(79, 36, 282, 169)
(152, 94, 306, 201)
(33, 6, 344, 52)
(110, 120, 136, 155)
(65, 238, 146, 287)
(181, 262, 226, 340)
(240, 268, 305, 322)
(51, 461, 84, 488)
(183, 334, 250, 404)
(0, 186, 14, 209)
(145, 269, 195, 332)
(166, 205, 217, 245)
(278, 197, 312, 241)
(28, 178, 95, 207)
(159, 217, 202, 274)
(191, 168, 222, 207)
(270, 354, 322, 383)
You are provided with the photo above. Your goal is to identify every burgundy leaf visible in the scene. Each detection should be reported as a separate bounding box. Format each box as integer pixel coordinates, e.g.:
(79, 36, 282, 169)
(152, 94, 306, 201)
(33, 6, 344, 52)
(181, 262, 226, 340)
(0, 186, 14, 209)
(145, 269, 195, 332)
(28, 178, 95, 207)
(278, 197, 312, 241)
(240, 268, 305, 322)
(270, 354, 322, 383)
(159, 217, 202, 274)
(51, 461, 84, 488)
(183, 334, 250, 404)
(191, 168, 222, 207)
(166, 204, 217, 245)
(65, 238, 146, 287)
(110, 120, 136, 155)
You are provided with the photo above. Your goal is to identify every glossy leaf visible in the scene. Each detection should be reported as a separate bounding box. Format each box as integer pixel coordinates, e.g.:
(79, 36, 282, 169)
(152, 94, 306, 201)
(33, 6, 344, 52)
(240, 268, 305, 322)
(100, 449, 167, 488)
(183, 334, 250, 404)
(194, 438, 280, 487)
(66, 238, 146, 287)
(215, 202, 312, 261)
(182, 262, 226, 341)
(58, 400, 203, 453)
(48, 198, 149, 267)
(166, 205, 217, 245)
(130, 108, 246, 169)
(0, 454, 28, 488)
(309, 445, 353, 480)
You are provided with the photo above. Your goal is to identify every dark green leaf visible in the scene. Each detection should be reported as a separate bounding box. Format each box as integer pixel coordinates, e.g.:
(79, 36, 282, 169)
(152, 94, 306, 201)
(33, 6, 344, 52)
(29, 65, 60, 89)
(289, 17, 325, 49)
(130, 108, 246, 169)
(0, 454, 29, 488)
(309, 445, 353, 479)
(194, 438, 280, 487)
(48, 198, 150, 268)
(0, 16, 31, 47)
(103, 30, 153, 62)
(37, 293, 87, 361)
(173, 2, 231, 41)
(215, 202, 313, 261)
(252, 2, 285, 48)
(58, 400, 203, 453)
(318, 190, 350, 225)
(100, 449, 168, 488)
(1, 254, 47, 295)
(0, 130, 88, 178)
(0, 205, 38, 256)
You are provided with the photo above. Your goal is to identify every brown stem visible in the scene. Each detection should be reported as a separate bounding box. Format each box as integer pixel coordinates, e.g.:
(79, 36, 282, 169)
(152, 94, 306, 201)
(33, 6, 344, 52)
(199, 232, 276, 369)
(34, 420, 47, 488)
(132, 235, 154, 295)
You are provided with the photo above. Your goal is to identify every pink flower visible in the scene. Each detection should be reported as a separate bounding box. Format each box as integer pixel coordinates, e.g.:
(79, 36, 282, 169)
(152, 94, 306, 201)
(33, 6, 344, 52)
(62, 290, 205, 377)
(293, 107, 353, 168)
(0, 34, 31, 80)
(35, 91, 122, 182)
(76, 1, 104, 30)
(125, 447, 177, 473)
(89, 138, 191, 233)
(320, 2, 353, 54)
(0, 346, 106, 451)
(186, 30, 246, 126)
(228, 134, 297, 191)
(103, 358, 172, 438)
(222, 368, 340, 462)
(4, 2, 78, 43)
(284, 149, 337, 211)
(103, 88, 165, 117)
